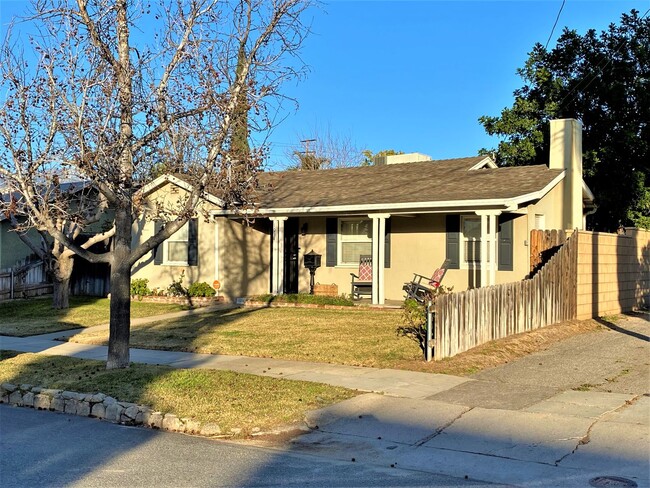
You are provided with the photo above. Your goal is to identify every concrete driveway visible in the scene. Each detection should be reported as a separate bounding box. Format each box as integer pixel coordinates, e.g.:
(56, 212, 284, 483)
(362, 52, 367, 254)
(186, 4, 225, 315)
(288, 314, 650, 487)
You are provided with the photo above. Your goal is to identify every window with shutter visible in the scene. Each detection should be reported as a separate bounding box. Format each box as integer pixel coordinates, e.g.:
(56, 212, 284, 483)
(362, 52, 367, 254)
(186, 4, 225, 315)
(338, 219, 372, 266)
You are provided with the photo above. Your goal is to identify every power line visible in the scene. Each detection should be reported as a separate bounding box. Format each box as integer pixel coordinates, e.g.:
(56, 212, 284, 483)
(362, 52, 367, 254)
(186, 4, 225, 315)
(558, 7, 650, 110)
(545, 0, 566, 49)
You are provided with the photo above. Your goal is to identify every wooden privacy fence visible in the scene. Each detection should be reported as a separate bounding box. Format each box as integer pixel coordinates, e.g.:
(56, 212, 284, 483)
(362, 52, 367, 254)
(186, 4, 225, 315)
(0, 260, 51, 300)
(530, 229, 568, 275)
(434, 230, 577, 360)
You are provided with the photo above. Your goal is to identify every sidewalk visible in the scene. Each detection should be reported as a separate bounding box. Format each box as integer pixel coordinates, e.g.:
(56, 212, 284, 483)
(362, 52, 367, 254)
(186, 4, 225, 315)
(0, 325, 471, 400)
(1, 311, 648, 487)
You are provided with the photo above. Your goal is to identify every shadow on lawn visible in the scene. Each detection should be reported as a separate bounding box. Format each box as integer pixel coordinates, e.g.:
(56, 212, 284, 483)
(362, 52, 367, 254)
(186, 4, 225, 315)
(61, 303, 265, 353)
(0, 295, 106, 337)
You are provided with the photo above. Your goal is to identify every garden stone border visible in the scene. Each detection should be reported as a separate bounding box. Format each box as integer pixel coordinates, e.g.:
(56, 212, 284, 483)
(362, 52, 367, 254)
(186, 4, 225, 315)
(131, 295, 225, 307)
(243, 300, 400, 311)
(0, 382, 225, 437)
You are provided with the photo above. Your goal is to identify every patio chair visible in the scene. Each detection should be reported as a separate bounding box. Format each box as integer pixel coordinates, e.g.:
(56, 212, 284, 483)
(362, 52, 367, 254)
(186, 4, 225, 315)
(403, 260, 450, 304)
(350, 254, 372, 300)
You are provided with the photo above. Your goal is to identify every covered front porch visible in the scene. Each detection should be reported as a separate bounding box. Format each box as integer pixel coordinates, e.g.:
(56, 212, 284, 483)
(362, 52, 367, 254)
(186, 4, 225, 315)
(265, 209, 515, 305)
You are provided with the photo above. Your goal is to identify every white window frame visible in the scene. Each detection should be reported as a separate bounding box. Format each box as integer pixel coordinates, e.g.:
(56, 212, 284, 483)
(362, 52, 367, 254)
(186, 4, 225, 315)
(163, 222, 189, 266)
(337, 218, 372, 267)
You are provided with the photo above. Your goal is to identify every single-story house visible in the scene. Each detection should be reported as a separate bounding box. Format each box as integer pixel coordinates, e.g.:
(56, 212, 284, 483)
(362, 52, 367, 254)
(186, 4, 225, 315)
(132, 118, 595, 304)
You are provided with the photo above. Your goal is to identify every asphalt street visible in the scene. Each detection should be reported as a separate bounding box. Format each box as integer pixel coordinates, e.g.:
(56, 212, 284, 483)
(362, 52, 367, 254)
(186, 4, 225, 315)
(0, 405, 493, 488)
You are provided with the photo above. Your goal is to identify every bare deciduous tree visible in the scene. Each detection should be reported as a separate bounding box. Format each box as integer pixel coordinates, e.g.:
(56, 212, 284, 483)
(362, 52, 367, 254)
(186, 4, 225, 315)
(0, 0, 311, 368)
(286, 125, 362, 170)
(2, 179, 114, 309)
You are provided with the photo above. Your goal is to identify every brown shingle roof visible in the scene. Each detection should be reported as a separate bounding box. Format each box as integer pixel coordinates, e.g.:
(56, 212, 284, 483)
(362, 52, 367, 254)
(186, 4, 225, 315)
(253, 157, 562, 210)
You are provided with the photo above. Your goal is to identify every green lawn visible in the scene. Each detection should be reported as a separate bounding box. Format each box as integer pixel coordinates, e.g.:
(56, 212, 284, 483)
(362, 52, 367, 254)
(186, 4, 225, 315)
(65, 305, 605, 375)
(0, 297, 189, 337)
(67, 306, 424, 368)
(0, 351, 356, 436)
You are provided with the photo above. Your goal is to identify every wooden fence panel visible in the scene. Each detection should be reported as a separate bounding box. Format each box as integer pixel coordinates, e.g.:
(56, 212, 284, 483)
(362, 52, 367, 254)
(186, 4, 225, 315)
(434, 230, 578, 360)
(0, 260, 51, 300)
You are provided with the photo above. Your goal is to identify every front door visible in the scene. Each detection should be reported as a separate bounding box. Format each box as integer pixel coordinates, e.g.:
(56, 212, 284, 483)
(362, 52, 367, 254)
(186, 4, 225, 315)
(283, 218, 299, 294)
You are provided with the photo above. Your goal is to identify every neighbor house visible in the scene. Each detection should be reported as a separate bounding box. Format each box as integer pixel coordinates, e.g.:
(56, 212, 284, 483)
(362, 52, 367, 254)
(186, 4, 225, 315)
(132, 118, 595, 304)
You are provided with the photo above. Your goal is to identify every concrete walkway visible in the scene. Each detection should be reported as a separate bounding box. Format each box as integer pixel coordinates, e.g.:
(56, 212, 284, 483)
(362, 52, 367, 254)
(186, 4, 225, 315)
(1, 310, 648, 487)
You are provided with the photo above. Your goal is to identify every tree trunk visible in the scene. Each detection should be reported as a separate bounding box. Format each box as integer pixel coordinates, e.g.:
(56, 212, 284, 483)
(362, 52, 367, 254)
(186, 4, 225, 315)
(51, 254, 74, 310)
(106, 211, 132, 369)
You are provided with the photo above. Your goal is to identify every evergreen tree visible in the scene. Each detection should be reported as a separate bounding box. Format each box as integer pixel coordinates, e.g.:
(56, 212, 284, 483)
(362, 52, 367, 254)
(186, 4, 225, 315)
(480, 10, 649, 231)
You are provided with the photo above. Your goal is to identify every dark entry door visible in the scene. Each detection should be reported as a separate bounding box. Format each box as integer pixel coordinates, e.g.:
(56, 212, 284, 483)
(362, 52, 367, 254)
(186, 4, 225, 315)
(283, 218, 299, 294)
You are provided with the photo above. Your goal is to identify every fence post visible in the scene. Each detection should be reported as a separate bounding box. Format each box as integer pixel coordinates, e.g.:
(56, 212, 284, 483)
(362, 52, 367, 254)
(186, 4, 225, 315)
(425, 299, 433, 362)
(10, 269, 14, 299)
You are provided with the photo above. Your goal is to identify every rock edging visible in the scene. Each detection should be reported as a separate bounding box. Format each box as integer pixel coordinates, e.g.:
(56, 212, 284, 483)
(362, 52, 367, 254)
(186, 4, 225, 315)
(243, 300, 400, 311)
(132, 295, 225, 307)
(0, 382, 223, 437)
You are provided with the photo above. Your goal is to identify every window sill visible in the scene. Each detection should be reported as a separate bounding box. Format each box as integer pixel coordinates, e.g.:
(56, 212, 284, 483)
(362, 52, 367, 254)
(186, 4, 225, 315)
(162, 261, 189, 267)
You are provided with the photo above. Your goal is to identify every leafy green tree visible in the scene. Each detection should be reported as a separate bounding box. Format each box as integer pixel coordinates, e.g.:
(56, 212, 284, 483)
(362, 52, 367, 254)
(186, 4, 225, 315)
(292, 151, 330, 170)
(361, 149, 404, 166)
(479, 10, 649, 231)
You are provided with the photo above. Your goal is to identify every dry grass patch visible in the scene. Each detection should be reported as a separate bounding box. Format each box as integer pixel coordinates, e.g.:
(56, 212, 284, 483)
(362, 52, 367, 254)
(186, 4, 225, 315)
(67, 307, 419, 367)
(398, 318, 604, 375)
(0, 351, 356, 436)
(0, 297, 189, 337)
(65, 306, 605, 375)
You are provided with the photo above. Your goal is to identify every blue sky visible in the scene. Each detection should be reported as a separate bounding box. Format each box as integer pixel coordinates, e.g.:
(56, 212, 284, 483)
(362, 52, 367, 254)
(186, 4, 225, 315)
(1, 0, 646, 170)
(265, 0, 648, 168)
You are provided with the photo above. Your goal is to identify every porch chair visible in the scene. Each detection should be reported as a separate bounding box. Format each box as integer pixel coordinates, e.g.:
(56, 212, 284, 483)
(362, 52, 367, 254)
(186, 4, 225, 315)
(350, 254, 373, 300)
(402, 259, 450, 304)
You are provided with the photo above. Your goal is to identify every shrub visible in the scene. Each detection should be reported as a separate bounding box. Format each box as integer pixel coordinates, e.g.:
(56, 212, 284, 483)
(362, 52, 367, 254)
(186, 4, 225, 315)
(188, 282, 216, 297)
(167, 271, 188, 297)
(397, 285, 453, 356)
(130, 279, 151, 300)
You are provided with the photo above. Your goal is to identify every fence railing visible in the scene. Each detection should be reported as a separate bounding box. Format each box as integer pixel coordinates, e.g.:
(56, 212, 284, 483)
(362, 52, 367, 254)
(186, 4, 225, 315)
(433, 230, 577, 360)
(0, 260, 52, 300)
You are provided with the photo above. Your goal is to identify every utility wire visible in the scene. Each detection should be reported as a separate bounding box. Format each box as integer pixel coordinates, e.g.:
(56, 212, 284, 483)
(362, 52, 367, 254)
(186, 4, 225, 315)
(558, 7, 649, 110)
(545, 0, 567, 49)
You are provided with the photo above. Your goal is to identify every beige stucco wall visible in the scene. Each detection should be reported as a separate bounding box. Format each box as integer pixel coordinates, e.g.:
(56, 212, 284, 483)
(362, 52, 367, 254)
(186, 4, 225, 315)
(130, 176, 588, 304)
(526, 181, 566, 231)
(217, 218, 271, 300)
(131, 183, 219, 293)
(294, 213, 531, 301)
(131, 216, 218, 292)
(576, 228, 650, 320)
(131, 210, 272, 301)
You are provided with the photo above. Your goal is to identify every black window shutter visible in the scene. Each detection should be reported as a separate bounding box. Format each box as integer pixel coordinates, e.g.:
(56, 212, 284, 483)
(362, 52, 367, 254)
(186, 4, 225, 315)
(498, 215, 513, 271)
(384, 218, 391, 268)
(188, 218, 198, 266)
(153, 221, 163, 265)
(325, 218, 337, 267)
(446, 215, 460, 269)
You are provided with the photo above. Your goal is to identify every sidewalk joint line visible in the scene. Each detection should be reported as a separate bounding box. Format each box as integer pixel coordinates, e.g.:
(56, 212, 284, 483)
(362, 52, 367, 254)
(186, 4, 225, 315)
(412, 406, 474, 447)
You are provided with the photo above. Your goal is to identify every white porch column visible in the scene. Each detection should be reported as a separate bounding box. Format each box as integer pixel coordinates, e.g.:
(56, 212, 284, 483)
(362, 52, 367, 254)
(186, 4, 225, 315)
(369, 213, 390, 305)
(479, 213, 488, 288)
(488, 213, 499, 286)
(476, 210, 501, 287)
(270, 217, 287, 294)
